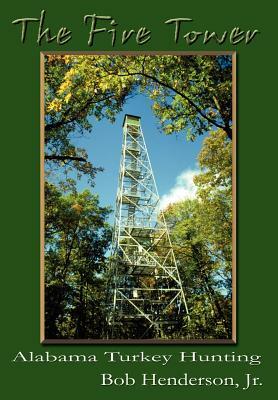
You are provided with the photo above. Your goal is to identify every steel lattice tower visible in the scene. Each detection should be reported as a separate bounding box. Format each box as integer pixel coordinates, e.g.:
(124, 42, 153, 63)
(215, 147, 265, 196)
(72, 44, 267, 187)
(108, 114, 189, 339)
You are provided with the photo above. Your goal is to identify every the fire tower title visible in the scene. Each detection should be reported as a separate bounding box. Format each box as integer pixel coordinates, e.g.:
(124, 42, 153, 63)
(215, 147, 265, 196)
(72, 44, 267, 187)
(12, 10, 259, 46)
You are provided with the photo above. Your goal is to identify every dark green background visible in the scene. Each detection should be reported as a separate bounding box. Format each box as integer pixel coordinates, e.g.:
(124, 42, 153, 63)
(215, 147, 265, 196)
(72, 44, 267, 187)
(1, 0, 276, 398)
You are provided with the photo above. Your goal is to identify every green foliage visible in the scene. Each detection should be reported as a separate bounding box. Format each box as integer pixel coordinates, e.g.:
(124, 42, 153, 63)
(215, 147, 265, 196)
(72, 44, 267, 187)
(138, 55, 232, 139)
(164, 129, 232, 339)
(45, 55, 232, 143)
(194, 129, 232, 265)
(45, 182, 112, 339)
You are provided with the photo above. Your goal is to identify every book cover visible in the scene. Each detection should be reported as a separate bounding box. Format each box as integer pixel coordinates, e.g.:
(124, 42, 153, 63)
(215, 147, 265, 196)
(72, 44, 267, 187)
(1, 1, 276, 399)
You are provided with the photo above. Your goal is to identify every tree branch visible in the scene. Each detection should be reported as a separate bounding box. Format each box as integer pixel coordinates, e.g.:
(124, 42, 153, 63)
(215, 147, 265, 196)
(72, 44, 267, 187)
(45, 94, 115, 132)
(45, 155, 87, 162)
(109, 69, 232, 138)
(141, 71, 232, 136)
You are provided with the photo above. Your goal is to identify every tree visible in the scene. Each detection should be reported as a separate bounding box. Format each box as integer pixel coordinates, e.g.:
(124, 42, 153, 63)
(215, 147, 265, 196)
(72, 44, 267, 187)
(44, 182, 112, 338)
(127, 55, 232, 139)
(194, 128, 232, 266)
(45, 55, 232, 142)
(163, 129, 232, 339)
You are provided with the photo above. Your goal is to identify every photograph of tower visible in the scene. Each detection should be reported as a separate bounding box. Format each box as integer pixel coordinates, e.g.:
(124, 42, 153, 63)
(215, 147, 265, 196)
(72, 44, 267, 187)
(42, 54, 234, 342)
(107, 115, 189, 339)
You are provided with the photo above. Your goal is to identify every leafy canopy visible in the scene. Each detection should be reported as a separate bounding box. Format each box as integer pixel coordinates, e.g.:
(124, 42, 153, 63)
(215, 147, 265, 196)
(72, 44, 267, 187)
(46, 55, 232, 141)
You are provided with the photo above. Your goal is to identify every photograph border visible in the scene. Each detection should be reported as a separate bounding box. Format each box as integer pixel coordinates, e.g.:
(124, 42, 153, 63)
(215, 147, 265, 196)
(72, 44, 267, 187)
(40, 51, 236, 344)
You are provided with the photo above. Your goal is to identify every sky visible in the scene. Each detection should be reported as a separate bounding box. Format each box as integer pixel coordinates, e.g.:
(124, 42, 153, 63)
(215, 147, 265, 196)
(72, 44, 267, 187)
(73, 93, 206, 224)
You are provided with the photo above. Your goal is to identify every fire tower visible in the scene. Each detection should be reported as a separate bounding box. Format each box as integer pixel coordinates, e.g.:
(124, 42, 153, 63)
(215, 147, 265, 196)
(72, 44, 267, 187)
(108, 115, 189, 339)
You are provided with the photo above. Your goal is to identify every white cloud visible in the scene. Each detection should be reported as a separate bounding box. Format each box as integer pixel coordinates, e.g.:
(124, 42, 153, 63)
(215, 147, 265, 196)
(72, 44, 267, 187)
(159, 168, 199, 210)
